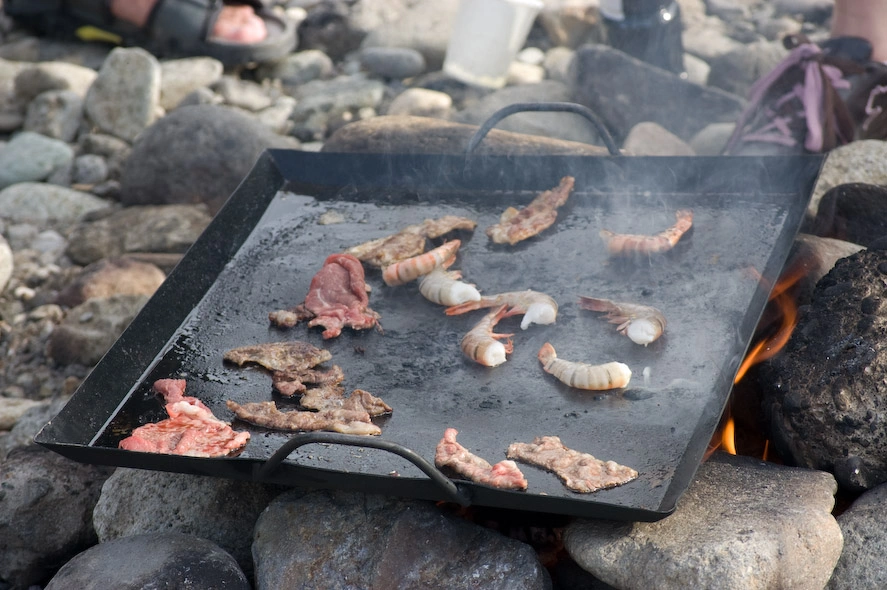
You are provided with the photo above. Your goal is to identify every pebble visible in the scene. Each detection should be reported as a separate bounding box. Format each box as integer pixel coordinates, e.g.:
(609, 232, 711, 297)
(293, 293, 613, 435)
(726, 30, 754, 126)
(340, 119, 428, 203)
(212, 76, 274, 112)
(85, 47, 161, 142)
(13, 61, 97, 102)
(23, 89, 83, 142)
(359, 46, 427, 79)
(158, 56, 223, 111)
(255, 49, 335, 87)
(71, 154, 109, 185)
(386, 87, 452, 118)
(0, 181, 108, 224)
(0, 131, 74, 189)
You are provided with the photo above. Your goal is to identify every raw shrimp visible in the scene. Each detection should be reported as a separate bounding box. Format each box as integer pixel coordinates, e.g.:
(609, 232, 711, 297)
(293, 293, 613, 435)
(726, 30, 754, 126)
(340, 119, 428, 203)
(578, 296, 666, 346)
(382, 240, 460, 286)
(538, 342, 631, 390)
(445, 290, 558, 330)
(461, 305, 520, 367)
(599, 209, 693, 256)
(419, 267, 481, 306)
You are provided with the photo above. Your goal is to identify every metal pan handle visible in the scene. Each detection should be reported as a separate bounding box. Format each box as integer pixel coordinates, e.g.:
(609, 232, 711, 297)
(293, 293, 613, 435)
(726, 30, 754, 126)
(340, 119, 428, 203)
(466, 101, 621, 156)
(257, 432, 472, 506)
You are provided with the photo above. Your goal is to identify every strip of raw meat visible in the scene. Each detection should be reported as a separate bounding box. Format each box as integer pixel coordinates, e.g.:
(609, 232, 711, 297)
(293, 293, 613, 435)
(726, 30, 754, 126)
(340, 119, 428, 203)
(299, 384, 393, 417)
(346, 215, 477, 267)
(269, 253, 381, 339)
(486, 176, 575, 245)
(434, 428, 527, 491)
(506, 436, 637, 493)
(119, 379, 250, 457)
(226, 400, 381, 435)
(271, 365, 345, 397)
(223, 341, 331, 372)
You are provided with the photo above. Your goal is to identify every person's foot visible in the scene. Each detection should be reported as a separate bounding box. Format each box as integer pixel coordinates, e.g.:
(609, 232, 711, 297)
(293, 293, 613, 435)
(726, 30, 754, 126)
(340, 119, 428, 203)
(110, 0, 267, 44)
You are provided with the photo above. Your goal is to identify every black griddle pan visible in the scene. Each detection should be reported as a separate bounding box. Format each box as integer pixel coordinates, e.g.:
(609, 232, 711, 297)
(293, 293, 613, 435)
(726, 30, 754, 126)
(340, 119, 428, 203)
(36, 149, 823, 521)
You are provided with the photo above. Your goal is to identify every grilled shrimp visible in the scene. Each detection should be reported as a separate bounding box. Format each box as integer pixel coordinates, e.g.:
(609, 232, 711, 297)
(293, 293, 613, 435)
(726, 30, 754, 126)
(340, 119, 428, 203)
(445, 290, 558, 330)
(382, 240, 460, 286)
(461, 305, 520, 367)
(578, 296, 666, 346)
(419, 267, 482, 306)
(538, 342, 631, 390)
(599, 209, 693, 256)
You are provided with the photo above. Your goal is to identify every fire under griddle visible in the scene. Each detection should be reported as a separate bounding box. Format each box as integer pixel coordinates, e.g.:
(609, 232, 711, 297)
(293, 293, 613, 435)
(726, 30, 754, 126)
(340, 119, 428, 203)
(36, 149, 823, 521)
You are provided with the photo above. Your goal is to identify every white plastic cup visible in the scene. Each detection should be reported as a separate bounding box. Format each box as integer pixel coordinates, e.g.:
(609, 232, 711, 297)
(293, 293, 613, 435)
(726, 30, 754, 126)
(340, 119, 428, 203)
(443, 0, 545, 89)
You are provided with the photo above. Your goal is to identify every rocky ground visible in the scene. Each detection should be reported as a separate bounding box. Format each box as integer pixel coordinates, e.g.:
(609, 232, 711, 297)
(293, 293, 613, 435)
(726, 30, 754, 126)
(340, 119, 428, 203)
(4, 0, 887, 588)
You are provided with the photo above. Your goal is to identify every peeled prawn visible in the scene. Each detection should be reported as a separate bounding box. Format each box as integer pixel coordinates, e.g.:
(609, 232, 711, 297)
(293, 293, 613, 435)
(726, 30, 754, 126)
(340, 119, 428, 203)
(419, 267, 481, 306)
(461, 305, 520, 367)
(538, 342, 631, 390)
(599, 209, 693, 256)
(578, 296, 666, 346)
(446, 289, 558, 330)
(382, 240, 460, 286)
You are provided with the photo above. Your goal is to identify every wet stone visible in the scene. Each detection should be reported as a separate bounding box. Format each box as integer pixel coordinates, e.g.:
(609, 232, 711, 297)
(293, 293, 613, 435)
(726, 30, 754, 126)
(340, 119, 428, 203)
(564, 453, 841, 590)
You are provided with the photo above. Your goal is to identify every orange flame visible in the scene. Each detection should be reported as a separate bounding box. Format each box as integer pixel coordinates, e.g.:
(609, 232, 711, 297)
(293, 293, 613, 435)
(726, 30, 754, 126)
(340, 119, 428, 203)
(710, 260, 807, 460)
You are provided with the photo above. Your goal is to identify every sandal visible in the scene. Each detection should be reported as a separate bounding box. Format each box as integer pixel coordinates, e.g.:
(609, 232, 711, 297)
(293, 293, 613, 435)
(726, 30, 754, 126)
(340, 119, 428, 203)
(722, 34, 866, 155)
(3, 0, 297, 66)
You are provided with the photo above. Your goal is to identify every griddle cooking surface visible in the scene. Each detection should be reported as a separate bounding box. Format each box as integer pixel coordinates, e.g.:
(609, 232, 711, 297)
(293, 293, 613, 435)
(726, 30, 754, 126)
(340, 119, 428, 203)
(36, 151, 821, 520)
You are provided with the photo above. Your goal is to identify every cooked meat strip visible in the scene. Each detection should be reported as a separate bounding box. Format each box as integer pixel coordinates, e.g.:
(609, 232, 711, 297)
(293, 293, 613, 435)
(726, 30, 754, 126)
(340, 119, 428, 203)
(119, 379, 250, 457)
(226, 400, 381, 436)
(271, 364, 345, 397)
(486, 176, 575, 245)
(223, 341, 331, 372)
(435, 428, 528, 491)
(506, 436, 637, 493)
(346, 215, 477, 267)
(299, 384, 393, 417)
(269, 253, 381, 339)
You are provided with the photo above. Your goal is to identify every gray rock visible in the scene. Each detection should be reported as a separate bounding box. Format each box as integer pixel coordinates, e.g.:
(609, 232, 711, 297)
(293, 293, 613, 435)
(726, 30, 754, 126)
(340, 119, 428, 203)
(46, 533, 250, 590)
(45, 293, 150, 366)
(683, 52, 711, 86)
(0, 446, 113, 589)
(0, 231, 11, 293)
(689, 121, 734, 155)
(828, 483, 887, 589)
(250, 95, 297, 134)
(784, 233, 864, 306)
(290, 74, 386, 139)
(810, 183, 887, 247)
(65, 204, 211, 265)
(0, 110, 23, 133)
(564, 453, 841, 590)
(85, 47, 161, 142)
(708, 40, 789, 98)
(809, 140, 887, 219)
(773, 0, 833, 23)
(570, 44, 745, 142)
(0, 182, 109, 224)
(0, 397, 70, 458)
(212, 76, 274, 112)
(622, 121, 695, 155)
(23, 89, 83, 142)
(760, 248, 887, 491)
(78, 132, 131, 161)
(682, 16, 745, 61)
(253, 489, 552, 589)
(93, 469, 284, 576)
(257, 49, 334, 87)
(359, 46, 426, 79)
(72, 154, 109, 185)
(387, 87, 452, 118)
(13, 61, 97, 102)
(0, 131, 74, 189)
(360, 0, 461, 70)
(119, 105, 296, 214)
(453, 80, 603, 146)
(0, 397, 40, 431)
(55, 256, 166, 307)
(543, 47, 575, 84)
(159, 56, 224, 111)
(176, 85, 223, 108)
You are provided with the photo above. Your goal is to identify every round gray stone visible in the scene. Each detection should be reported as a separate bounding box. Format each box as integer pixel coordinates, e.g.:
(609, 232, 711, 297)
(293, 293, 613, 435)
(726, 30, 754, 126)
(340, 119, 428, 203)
(359, 46, 426, 79)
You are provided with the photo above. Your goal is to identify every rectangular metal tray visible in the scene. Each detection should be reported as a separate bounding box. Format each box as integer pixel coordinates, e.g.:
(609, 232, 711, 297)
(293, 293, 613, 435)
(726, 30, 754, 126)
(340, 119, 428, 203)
(36, 150, 822, 520)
